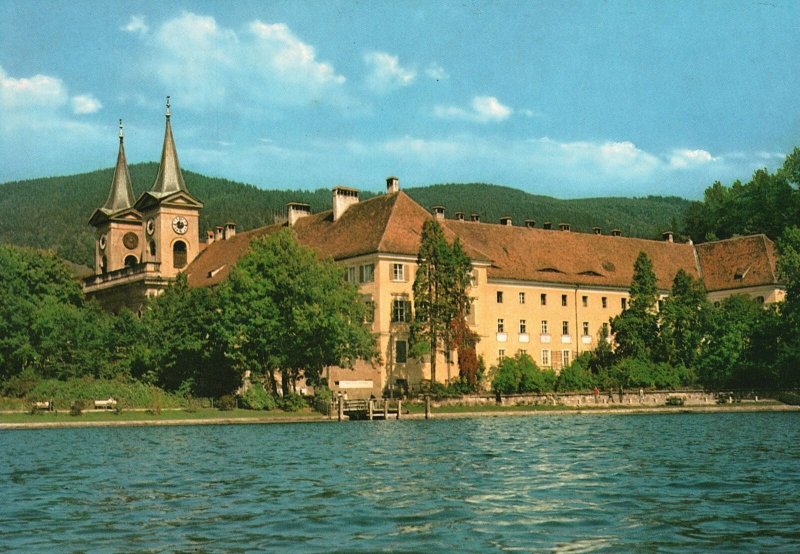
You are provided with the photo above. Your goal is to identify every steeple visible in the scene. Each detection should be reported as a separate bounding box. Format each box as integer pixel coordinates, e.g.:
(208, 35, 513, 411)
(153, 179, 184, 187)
(101, 119, 136, 212)
(150, 95, 188, 195)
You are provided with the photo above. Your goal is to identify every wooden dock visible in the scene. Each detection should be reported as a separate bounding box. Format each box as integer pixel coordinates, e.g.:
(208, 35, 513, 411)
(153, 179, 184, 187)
(334, 397, 432, 421)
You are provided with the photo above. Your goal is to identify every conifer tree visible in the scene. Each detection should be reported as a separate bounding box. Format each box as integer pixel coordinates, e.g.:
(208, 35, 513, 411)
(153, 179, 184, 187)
(611, 251, 659, 360)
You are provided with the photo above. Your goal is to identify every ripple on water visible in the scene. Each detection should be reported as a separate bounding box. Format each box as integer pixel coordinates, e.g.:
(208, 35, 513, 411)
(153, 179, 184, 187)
(2, 412, 800, 552)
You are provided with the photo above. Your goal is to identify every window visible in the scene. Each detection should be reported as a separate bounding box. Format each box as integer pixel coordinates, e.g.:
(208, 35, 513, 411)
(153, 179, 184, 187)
(471, 269, 478, 286)
(602, 322, 609, 336)
(582, 295, 588, 307)
(496, 291, 503, 303)
(582, 322, 589, 336)
(519, 320, 527, 334)
(346, 266, 357, 283)
(621, 298, 627, 310)
(395, 340, 408, 363)
(149, 240, 156, 257)
(519, 292, 525, 304)
(541, 349, 551, 366)
(519, 349, 527, 356)
(561, 294, 568, 307)
(392, 263, 405, 282)
(497, 319, 505, 333)
(359, 263, 374, 283)
(498, 349, 506, 362)
(124, 255, 137, 267)
(391, 298, 411, 323)
(173, 241, 187, 269)
(101, 255, 107, 274)
(541, 320, 548, 334)
(540, 293, 547, 306)
(363, 295, 375, 324)
(562, 321, 569, 336)
(562, 350, 571, 366)
(757, 296, 765, 304)
(601, 296, 608, 308)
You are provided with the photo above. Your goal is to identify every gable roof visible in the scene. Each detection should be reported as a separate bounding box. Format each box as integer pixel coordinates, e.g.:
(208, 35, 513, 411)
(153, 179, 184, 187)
(695, 234, 780, 292)
(444, 220, 700, 289)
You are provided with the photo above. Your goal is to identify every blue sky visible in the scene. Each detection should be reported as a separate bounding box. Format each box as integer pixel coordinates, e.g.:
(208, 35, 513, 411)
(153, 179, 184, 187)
(1, 0, 798, 198)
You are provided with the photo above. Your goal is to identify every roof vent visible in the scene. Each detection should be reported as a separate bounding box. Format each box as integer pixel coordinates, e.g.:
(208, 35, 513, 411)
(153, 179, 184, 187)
(215, 226, 224, 241)
(559, 223, 571, 232)
(662, 230, 674, 243)
(593, 226, 602, 235)
(500, 216, 512, 226)
(525, 220, 535, 228)
(206, 230, 215, 244)
(543, 221, 552, 230)
(454, 211, 465, 221)
(470, 213, 481, 222)
(611, 229, 622, 237)
(386, 176, 399, 194)
(287, 202, 311, 227)
(224, 222, 236, 239)
(332, 186, 359, 221)
(432, 206, 445, 220)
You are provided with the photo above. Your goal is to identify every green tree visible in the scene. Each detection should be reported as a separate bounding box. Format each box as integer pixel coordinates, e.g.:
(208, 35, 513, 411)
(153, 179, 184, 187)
(219, 229, 377, 396)
(410, 220, 473, 384)
(659, 269, 709, 368)
(774, 226, 800, 386)
(611, 251, 659, 360)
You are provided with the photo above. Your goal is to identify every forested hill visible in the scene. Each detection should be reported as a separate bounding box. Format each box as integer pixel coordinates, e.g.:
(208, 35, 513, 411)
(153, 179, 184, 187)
(0, 164, 691, 267)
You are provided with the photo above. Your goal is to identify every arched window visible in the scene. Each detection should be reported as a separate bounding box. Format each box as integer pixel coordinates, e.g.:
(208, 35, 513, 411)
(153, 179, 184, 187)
(101, 255, 108, 274)
(149, 240, 156, 257)
(124, 255, 138, 267)
(173, 241, 187, 269)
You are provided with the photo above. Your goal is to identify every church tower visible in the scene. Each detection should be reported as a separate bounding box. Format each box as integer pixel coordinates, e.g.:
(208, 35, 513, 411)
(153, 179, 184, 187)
(133, 96, 203, 279)
(88, 120, 143, 275)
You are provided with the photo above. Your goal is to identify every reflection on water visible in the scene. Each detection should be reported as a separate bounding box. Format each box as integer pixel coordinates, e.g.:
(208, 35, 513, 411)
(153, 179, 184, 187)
(2, 413, 800, 552)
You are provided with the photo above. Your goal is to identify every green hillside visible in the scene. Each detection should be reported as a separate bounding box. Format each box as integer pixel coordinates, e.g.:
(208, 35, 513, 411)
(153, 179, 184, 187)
(0, 164, 691, 267)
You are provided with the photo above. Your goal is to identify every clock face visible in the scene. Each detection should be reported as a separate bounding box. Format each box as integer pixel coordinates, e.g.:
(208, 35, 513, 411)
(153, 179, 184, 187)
(146, 219, 155, 236)
(172, 216, 188, 235)
(123, 232, 139, 250)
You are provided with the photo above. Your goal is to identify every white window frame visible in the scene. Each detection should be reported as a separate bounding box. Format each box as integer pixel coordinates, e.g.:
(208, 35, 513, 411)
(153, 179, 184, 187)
(392, 263, 405, 282)
(497, 318, 505, 333)
(519, 319, 527, 334)
(541, 349, 551, 367)
(541, 320, 548, 335)
(519, 292, 525, 304)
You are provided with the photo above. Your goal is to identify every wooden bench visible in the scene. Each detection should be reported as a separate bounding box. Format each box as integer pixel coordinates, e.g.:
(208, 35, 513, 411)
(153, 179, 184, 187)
(31, 400, 53, 412)
(94, 398, 118, 410)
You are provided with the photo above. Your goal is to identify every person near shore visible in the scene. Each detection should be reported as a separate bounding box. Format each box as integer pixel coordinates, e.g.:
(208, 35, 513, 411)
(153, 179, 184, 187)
(593, 386, 599, 403)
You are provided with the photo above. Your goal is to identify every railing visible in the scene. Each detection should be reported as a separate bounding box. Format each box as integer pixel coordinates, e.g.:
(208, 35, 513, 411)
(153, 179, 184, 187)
(83, 262, 161, 287)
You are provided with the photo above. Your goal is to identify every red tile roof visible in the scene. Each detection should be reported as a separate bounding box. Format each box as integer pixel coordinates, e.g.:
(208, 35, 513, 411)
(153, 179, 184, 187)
(185, 190, 781, 293)
(695, 234, 780, 292)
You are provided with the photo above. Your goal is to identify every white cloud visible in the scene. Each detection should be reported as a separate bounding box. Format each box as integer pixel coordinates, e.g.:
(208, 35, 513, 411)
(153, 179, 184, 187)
(434, 95, 513, 123)
(669, 148, 718, 168)
(425, 63, 449, 81)
(71, 94, 102, 114)
(141, 12, 348, 110)
(122, 15, 148, 35)
(363, 51, 416, 92)
(0, 66, 68, 108)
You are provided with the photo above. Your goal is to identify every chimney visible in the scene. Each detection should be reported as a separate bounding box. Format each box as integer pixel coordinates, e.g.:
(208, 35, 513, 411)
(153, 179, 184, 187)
(662, 230, 674, 243)
(470, 212, 480, 222)
(206, 230, 215, 245)
(525, 220, 535, 228)
(611, 229, 622, 237)
(593, 226, 602, 235)
(287, 202, 311, 226)
(559, 223, 571, 232)
(215, 226, 224, 241)
(500, 216, 512, 226)
(386, 176, 399, 194)
(455, 211, 465, 221)
(224, 222, 236, 239)
(432, 206, 445, 220)
(543, 221, 552, 230)
(332, 186, 359, 221)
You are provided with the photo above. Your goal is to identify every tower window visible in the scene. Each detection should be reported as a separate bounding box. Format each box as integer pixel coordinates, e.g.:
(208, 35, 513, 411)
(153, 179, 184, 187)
(124, 255, 138, 267)
(173, 241, 187, 269)
(101, 255, 108, 274)
(149, 240, 156, 257)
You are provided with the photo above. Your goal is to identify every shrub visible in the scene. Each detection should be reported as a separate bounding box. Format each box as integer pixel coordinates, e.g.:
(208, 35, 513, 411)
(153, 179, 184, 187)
(556, 354, 596, 392)
(69, 399, 86, 416)
(240, 384, 276, 411)
(277, 393, 306, 412)
(312, 387, 333, 415)
(777, 392, 800, 406)
(492, 357, 521, 394)
(217, 394, 237, 411)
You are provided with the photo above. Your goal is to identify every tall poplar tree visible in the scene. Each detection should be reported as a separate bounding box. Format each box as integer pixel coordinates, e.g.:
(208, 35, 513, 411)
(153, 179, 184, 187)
(410, 220, 473, 385)
(611, 251, 659, 360)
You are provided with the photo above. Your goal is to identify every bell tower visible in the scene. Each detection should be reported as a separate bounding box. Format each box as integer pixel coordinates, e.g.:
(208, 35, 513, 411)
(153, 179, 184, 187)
(133, 96, 203, 279)
(88, 120, 143, 275)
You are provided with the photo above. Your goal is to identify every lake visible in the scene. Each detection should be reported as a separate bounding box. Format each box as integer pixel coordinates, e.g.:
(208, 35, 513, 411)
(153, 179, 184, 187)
(2, 412, 800, 552)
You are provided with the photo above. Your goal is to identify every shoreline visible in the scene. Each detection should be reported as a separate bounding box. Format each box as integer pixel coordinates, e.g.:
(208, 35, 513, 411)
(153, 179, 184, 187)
(1, 403, 797, 431)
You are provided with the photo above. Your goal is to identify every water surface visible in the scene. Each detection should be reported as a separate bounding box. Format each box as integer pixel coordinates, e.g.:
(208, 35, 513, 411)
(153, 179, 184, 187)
(2, 412, 799, 552)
